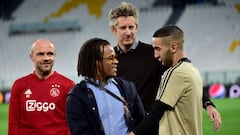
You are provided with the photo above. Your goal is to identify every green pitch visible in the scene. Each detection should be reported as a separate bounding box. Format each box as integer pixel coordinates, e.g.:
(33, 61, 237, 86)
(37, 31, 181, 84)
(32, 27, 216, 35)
(0, 103, 8, 134)
(203, 98, 240, 135)
(0, 98, 240, 135)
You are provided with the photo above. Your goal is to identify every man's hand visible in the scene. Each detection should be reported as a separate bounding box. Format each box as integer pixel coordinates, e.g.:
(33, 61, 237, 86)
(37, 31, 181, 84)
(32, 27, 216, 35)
(206, 105, 222, 132)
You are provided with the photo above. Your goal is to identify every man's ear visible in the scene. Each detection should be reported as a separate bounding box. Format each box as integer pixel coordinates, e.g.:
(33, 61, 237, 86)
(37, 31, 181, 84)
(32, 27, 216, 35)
(110, 26, 115, 33)
(171, 44, 177, 54)
(29, 54, 34, 62)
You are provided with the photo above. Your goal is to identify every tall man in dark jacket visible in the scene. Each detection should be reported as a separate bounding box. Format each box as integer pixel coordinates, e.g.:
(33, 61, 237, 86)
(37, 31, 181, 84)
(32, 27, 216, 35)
(108, 2, 221, 132)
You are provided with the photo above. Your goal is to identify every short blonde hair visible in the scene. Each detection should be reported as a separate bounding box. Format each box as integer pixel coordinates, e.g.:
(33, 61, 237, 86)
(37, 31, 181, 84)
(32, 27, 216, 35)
(108, 2, 139, 27)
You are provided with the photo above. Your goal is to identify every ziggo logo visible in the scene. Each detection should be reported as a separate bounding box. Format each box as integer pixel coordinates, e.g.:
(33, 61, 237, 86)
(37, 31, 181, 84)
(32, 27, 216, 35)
(26, 100, 56, 112)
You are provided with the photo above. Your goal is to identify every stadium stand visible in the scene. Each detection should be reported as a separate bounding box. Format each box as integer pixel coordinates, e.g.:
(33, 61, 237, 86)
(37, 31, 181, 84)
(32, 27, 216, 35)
(9, 20, 81, 35)
(0, 0, 24, 20)
(0, 0, 240, 89)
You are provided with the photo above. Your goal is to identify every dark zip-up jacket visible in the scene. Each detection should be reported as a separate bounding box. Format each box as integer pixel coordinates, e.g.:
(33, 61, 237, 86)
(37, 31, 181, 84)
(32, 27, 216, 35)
(66, 77, 146, 135)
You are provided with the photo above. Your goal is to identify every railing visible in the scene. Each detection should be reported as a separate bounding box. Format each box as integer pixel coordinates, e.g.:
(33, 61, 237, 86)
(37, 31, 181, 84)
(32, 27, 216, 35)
(201, 70, 240, 86)
(9, 20, 81, 35)
(1, 70, 240, 90)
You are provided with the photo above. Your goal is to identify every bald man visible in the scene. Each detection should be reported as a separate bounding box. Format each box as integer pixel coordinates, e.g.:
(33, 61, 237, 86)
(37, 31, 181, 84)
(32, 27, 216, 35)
(8, 39, 75, 135)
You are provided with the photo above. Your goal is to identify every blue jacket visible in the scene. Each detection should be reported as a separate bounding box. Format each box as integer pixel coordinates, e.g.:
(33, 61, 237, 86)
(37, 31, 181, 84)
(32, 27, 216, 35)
(66, 77, 146, 135)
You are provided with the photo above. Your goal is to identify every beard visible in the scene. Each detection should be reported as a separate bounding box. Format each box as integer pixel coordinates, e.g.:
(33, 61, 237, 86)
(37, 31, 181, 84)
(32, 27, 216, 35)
(162, 49, 173, 68)
(42, 70, 52, 76)
(37, 64, 53, 76)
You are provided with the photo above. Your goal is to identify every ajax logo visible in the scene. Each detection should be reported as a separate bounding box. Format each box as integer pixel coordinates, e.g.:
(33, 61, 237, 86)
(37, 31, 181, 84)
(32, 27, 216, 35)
(26, 100, 56, 112)
(50, 84, 60, 97)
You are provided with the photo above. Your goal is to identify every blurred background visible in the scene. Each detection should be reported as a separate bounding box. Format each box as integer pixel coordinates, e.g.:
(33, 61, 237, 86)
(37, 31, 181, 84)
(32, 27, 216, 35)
(0, 0, 240, 134)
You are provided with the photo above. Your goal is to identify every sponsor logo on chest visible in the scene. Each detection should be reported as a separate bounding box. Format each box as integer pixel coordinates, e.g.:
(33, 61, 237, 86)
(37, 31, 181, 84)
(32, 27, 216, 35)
(24, 84, 61, 112)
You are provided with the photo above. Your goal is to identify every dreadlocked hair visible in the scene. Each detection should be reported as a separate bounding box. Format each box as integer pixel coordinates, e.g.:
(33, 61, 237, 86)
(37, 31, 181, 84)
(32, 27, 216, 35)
(77, 38, 110, 78)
